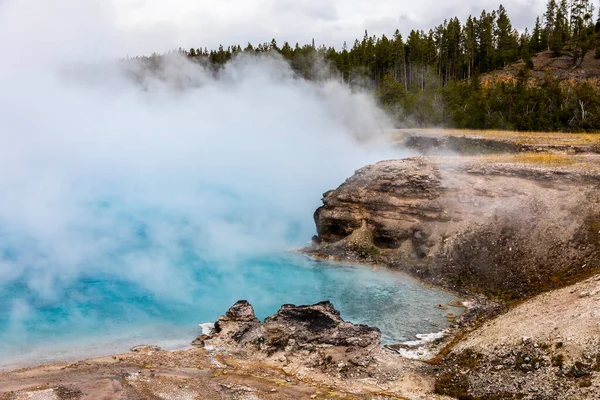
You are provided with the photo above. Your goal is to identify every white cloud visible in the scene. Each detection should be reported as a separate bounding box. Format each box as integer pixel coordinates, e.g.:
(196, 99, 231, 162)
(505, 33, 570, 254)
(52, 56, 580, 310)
(109, 0, 547, 55)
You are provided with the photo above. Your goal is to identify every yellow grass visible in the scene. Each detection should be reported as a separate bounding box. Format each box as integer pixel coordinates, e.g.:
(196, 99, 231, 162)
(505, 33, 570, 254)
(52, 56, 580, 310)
(458, 153, 600, 174)
(392, 128, 600, 172)
(479, 153, 577, 167)
(394, 128, 600, 146)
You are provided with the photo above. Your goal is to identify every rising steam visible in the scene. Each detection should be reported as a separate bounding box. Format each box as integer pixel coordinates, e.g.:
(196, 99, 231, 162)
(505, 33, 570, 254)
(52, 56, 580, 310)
(0, 0, 403, 350)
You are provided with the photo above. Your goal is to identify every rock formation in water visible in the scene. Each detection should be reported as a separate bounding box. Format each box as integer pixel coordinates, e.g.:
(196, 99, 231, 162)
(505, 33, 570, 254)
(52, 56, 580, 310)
(307, 157, 600, 300)
(201, 300, 383, 374)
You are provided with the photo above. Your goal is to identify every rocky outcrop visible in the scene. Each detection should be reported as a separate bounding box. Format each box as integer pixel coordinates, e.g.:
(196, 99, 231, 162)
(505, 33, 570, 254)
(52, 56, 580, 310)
(315, 158, 443, 248)
(261, 302, 380, 351)
(308, 157, 600, 300)
(0, 301, 433, 400)
(206, 301, 382, 373)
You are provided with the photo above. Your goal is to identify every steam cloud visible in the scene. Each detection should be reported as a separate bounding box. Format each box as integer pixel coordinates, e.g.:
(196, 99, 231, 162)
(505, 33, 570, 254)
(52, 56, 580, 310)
(0, 0, 402, 353)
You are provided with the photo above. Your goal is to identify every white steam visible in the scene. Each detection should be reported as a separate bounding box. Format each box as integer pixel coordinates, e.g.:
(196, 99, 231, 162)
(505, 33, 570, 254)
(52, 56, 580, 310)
(0, 0, 403, 333)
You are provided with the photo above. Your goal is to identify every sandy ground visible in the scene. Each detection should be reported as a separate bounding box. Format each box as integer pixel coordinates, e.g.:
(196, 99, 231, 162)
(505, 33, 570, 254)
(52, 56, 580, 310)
(0, 344, 454, 400)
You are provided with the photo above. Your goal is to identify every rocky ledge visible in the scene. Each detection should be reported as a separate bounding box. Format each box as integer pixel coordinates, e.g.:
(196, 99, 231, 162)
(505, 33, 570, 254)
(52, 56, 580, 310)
(306, 157, 600, 301)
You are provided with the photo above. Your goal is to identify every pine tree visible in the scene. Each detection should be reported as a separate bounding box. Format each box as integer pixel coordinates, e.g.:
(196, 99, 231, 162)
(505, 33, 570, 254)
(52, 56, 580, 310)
(406, 30, 422, 90)
(520, 29, 534, 69)
(280, 42, 293, 59)
(544, 0, 558, 50)
(463, 16, 477, 80)
(550, 4, 568, 55)
(374, 34, 393, 84)
(434, 22, 445, 83)
(550, 21, 565, 55)
(476, 10, 496, 72)
(558, 0, 570, 40)
(392, 30, 407, 88)
(531, 16, 544, 53)
(495, 5, 519, 67)
(570, 0, 592, 65)
(446, 18, 462, 81)
(340, 41, 350, 83)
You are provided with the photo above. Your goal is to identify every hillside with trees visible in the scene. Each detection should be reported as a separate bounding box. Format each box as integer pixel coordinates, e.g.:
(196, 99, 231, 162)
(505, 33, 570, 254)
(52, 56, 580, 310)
(132, 1, 600, 132)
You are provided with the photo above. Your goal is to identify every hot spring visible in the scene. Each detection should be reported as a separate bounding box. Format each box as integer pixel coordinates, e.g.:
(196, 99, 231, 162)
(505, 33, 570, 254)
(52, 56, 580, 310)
(0, 248, 461, 368)
(0, 51, 462, 369)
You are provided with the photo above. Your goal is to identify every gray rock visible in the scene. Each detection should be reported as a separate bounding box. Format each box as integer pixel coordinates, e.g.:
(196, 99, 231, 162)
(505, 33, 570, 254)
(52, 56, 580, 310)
(191, 334, 211, 347)
(130, 345, 161, 353)
(210, 301, 381, 371)
(225, 300, 259, 322)
(305, 157, 600, 300)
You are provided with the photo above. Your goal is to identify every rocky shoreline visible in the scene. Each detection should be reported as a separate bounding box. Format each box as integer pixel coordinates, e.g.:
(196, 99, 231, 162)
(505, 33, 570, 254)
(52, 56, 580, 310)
(0, 301, 450, 400)
(3, 280, 598, 399)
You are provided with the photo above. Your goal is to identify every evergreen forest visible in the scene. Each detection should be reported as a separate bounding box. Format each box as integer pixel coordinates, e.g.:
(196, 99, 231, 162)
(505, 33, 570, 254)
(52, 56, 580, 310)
(135, 1, 600, 131)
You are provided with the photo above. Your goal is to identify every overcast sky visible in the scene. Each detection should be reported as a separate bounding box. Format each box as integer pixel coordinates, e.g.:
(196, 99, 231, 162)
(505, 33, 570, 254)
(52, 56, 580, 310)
(0, 0, 547, 58)
(112, 0, 547, 55)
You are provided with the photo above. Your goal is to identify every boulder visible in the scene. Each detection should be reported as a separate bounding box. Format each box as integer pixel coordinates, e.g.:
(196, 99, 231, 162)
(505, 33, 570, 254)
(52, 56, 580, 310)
(224, 300, 259, 323)
(261, 301, 381, 351)
(213, 300, 261, 345)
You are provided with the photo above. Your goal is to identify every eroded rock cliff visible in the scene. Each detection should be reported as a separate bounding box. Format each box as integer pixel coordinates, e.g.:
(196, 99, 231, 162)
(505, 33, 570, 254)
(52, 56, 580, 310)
(308, 157, 600, 300)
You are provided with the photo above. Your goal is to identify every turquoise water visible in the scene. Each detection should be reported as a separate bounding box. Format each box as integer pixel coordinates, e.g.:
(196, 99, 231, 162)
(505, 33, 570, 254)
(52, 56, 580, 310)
(0, 172, 461, 368)
(0, 250, 460, 368)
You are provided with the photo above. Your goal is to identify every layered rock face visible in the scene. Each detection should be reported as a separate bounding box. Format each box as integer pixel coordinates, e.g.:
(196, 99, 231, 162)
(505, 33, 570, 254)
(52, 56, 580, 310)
(315, 158, 443, 249)
(205, 300, 382, 372)
(309, 157, 600, 300)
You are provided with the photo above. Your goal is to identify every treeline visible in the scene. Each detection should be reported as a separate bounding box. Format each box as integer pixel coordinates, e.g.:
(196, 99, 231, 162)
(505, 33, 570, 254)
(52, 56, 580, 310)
(136, 1, 600, 131)
(414, 71, 600, 131)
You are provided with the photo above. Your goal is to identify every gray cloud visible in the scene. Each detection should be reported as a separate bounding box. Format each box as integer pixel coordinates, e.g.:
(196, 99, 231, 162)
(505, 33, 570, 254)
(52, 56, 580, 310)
(109, 0, 547, 54)
(269, 0, 338, 22)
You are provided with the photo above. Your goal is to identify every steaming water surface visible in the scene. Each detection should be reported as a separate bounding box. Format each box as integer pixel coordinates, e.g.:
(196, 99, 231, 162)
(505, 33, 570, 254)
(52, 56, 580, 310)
(0, 39, 462, 369)
(0, 251, 461, 368)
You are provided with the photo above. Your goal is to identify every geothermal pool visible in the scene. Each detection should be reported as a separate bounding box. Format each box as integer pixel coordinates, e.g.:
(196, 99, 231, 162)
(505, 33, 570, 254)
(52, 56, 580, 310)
(0, 50, 460, 369)
(0, 252, 460, 368)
